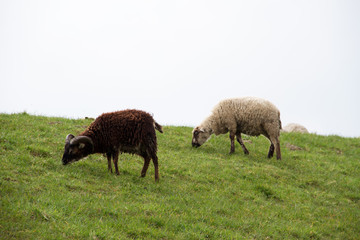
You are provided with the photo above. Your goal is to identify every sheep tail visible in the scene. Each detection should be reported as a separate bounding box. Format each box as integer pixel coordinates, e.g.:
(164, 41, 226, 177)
(154, 121, 163, 133)
(279, 114, 282, 130)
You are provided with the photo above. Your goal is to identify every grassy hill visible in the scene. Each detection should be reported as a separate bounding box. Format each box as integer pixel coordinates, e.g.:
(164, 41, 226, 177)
(1, 113, 359, 239)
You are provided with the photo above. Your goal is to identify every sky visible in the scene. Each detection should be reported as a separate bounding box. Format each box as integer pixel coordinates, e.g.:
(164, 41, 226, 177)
(1, 0, 360, 137)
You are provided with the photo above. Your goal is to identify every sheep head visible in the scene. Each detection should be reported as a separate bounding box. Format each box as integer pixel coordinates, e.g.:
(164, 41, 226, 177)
(62, 134, 94, 165)
(192, 127, 212, 147)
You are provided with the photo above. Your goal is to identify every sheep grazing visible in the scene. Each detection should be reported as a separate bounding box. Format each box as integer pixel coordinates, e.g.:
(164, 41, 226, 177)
(282, 123, 309, 134)
(62, 109, 163, 181)
(192, 97, 282, 160)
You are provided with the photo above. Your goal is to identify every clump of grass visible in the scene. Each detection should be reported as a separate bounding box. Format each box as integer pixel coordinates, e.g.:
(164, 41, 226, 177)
(1, 113, 360, 239)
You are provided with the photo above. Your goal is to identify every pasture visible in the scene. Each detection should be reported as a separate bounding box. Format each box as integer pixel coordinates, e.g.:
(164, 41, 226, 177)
(1, 113, 359, 239)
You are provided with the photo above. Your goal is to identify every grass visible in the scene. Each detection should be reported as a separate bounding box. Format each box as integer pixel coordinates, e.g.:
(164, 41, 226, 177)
(1, 112, 360, 239)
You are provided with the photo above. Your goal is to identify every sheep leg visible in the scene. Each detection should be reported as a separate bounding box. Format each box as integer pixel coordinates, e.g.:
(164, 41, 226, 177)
(106, 153, 113, 173)
(141, 156, 151, 178)
(270, 136, 281, 160)
(152, 155, 159, 182)
(275, 138, 282, 160)
(263, 131, 276, 159)
(268, 143, 274, 158)
(113, 151, 120, 175)
(236, 133, 249, 155)
(229, 132, 235, 154)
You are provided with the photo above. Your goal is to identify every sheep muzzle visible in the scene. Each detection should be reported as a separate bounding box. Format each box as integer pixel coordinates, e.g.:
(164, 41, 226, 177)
(192, 143, 200, 148)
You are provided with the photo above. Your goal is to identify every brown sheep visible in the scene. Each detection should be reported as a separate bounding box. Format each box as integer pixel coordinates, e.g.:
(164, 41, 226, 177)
(62, 109, 163, 181)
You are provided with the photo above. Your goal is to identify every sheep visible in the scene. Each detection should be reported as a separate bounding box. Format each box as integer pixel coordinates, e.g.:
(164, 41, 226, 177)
(192, 97, 282, 160)
(282, 123, 309, 133)
(62, 109, 163, 181)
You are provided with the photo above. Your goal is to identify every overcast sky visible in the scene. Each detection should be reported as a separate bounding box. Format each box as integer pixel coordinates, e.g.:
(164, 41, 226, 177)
(1, 0, 359, 137)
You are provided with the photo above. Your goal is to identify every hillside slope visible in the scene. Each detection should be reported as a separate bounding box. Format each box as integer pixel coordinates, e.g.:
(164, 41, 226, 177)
(1, 113, 359, 239)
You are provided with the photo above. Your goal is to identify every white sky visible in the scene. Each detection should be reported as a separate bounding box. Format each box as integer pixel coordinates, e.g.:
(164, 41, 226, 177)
(1, 0, 360, 137)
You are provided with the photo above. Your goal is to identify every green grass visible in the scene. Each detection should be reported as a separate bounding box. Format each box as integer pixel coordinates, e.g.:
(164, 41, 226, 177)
(1, 113, 360, 239)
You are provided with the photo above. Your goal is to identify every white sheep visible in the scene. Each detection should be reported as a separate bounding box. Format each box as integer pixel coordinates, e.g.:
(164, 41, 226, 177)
(192, 97, 282, 159)
(282, 123, 309, 133)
